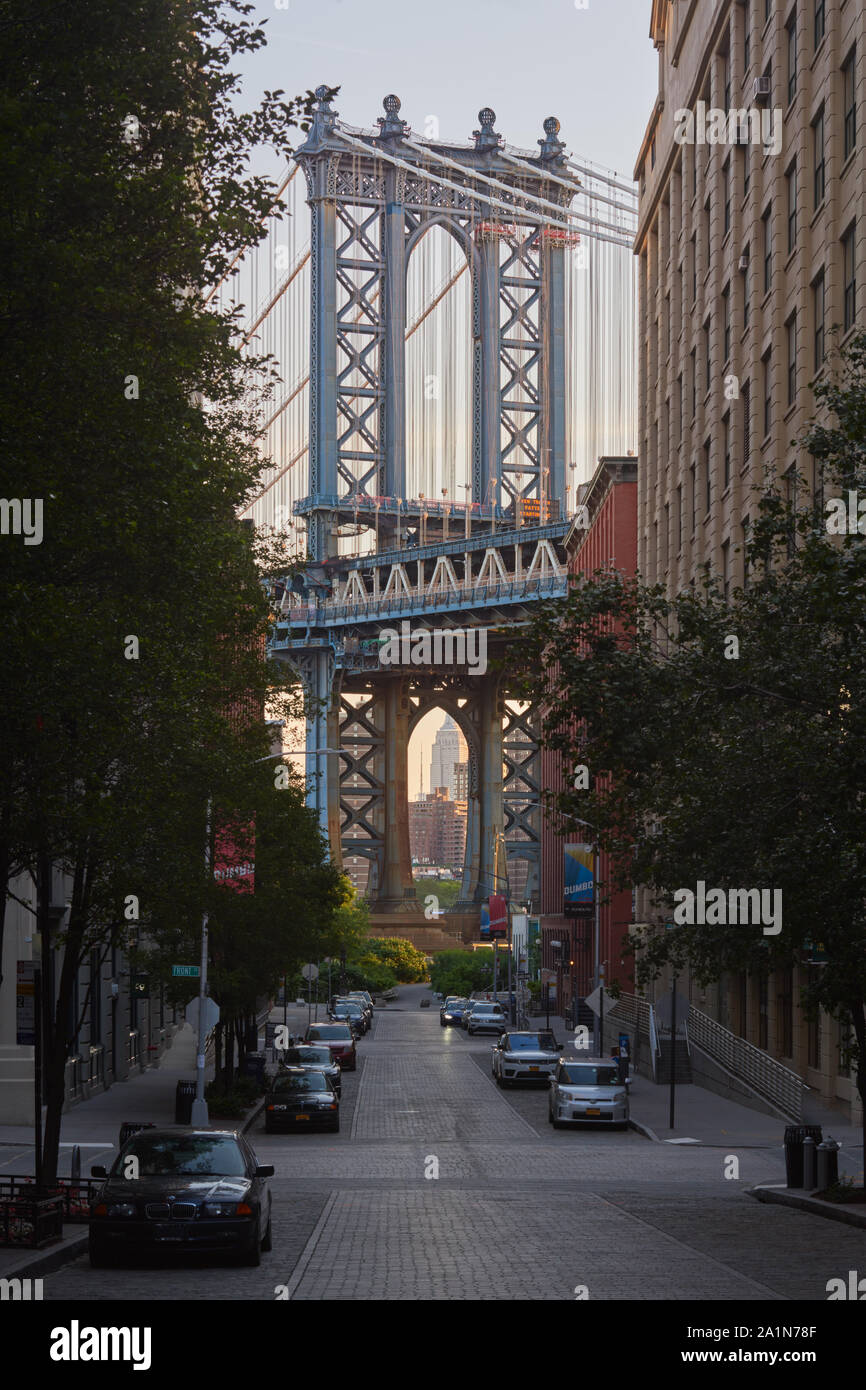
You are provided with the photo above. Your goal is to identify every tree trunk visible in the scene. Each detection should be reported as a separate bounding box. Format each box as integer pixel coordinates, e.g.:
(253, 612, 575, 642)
(42, 851, 90, 1187)
(850, 999, 866, 1190)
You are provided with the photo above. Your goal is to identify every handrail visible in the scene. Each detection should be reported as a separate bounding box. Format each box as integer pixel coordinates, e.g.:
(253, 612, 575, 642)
(685, 1005, 805, 1121)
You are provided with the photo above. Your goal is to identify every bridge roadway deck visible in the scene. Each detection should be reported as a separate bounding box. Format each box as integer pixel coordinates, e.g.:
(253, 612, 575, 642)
(44, 985, 863, 1301)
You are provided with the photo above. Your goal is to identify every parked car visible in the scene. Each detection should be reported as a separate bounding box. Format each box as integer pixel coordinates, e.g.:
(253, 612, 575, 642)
(264, 1068, 340, 1133)
(304, 1022, 357, 1070)
(440, 997, 469, 1027)
(349, 990, 375, 1013)
(330, 999, 367, 1036)
(88, 1128, 273, 1268)
(491, 1030, 562, 1086)
(548, 1058, 630, 1129)
(345, 993, 374, 1026)
(467, 1003, 506, 1036)
(278, 1044, 342, 1096)
(460, 999, 483, 1031)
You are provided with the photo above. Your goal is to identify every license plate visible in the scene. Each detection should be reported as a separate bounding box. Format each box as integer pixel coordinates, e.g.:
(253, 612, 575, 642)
(529, 1066, 540, 1072)
(154, 1224, 187, 1240)
(294, 1113, 310, 1121)
(585, 1108, 601, 1116)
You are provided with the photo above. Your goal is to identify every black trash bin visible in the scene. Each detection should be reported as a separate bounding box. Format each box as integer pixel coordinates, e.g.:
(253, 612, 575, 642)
(783, 1123, 823, 1187)
(175, 1079, 196, 1125)
(119, 1120, 156, 1150)
(241, 1052, 266, 1087)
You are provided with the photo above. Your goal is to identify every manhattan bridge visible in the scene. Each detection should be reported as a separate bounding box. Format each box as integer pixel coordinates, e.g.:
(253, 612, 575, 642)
(210, 89, 638, 944)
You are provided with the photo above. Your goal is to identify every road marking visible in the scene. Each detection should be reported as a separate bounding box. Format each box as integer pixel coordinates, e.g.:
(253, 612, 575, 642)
(282, 1190, 338, 1300)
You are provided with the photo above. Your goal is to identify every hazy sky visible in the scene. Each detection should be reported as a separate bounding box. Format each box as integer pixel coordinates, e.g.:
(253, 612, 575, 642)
(252, 0, 658, 799)
(237, 0, 657, 182)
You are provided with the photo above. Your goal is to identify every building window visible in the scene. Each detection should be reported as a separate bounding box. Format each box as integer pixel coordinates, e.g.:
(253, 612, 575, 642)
(666, 291, 672, 357)
(786, 160, 797, 253)
(742, 143, 751, 199)
(651, 137, 656, 169)
(742, 517, 751, 592)
(762, 205, 772, 293)
(813, 106, 825, 209)
(764, 0, 771, 24)
(723, 48, 731, 111)
(723, 411, 731, 489)
(722, 160, 731, 236)
(813, 269, 825, 368)
(843, 222, 856, 331)
(690, 347, 697, 418)
(678, 371, 684, 432)
(691, 232, 697, 299)
(814, 0, 825, 51)
(843, 47, 857, 162)
(763, 349, 772, 437)
(722, 284, 731, 361)
(704, 318, 711, 395)
(690, 460, 697, 533)
(722, 538, 731, 602)
(743, 245, 751, 330)
(677, 484, 683, 552)
(776, 968, 793, 1057)
(704, 439, 712, 514)
(742, 379, 751, 460)
(691, 142, 697, 199)
(786, 313, 797, 406)
(744, 0, 751, 74)
(787, 13, 797, 106)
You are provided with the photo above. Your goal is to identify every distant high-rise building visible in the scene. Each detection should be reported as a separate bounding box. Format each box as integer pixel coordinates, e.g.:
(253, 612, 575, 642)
(429, 715, 466, 799)
(409, 788, 467, 875)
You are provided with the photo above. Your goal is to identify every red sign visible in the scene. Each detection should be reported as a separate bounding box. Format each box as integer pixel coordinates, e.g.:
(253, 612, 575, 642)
(488, 894, 508, 939)
(213, 817, 255, 893)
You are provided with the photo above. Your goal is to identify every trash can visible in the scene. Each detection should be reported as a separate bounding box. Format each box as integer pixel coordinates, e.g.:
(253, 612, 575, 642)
(175, 1080, 196, 1125)
(241, 1052, 266, 1087)
(783, 1124, 823, 1188)
(119, 1120, 155, 1150)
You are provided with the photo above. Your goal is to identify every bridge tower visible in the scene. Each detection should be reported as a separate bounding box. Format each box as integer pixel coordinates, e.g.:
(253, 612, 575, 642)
(272, 89, 580, 935)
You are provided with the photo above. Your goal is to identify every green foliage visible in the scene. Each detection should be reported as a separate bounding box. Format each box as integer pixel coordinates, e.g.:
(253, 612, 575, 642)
(518, 329, 866, 1132)
(362, 937, 429, 983)
(430, 946, 514, 999)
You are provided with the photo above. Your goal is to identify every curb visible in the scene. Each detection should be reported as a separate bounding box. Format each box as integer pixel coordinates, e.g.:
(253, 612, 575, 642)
(747, 1184, 866, 1229)
(0, 1228, 89, 1282)
(628, 1117, 660, 1142)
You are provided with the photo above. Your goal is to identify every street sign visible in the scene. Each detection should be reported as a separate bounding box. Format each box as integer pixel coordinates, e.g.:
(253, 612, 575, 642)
(172, 965, 200, 978)
(16, 961, 36, 1045)
(186, 996, 220, 1036)
(301, 963, 319, 981)
(584, 986, 604, 1017)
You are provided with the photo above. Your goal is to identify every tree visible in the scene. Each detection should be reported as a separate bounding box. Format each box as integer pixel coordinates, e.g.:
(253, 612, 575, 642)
(519, 331, 866, 1181)
(430, 947, 514, 999)
(0, 0, 333, 1182)
(363, 938, 429, 983)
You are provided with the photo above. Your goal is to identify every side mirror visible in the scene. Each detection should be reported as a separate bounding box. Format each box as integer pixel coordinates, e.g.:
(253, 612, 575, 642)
(255, 1164, 275, 1178)
(91, 1164, 107, 1178)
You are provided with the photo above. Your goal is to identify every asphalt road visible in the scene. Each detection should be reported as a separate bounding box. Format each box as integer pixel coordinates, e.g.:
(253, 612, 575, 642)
(45, 984, 866, 1301)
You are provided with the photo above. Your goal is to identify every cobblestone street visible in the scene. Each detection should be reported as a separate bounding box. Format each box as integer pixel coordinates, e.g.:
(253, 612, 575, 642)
(43, 987, 866, 1301)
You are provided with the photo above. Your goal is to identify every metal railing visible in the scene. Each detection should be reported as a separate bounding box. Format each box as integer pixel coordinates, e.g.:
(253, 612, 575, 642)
(280, 573, 567, 629)
(127, 1029, 142, 1071)
(685, 1005, 806, 1120)
(0, 1176, 100, 1225)
(605, 993, 659, 1082)
(0, 1192, 63, 1248)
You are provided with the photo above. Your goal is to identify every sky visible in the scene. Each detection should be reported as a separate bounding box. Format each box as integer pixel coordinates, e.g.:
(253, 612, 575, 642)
(236, 0, 657, 184)
(247, 0, 658, 799)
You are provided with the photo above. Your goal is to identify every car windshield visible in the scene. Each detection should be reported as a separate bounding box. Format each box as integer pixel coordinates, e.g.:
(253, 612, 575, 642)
(335, 1002, 361, 1013)
(505, 1033, 556, 1051)
(476, 1005, 501, 1014)
(309, 1026, 351, 1040)
(114, 1135, 246, 1177)
(272, 1074, 328, 1094)
(559, 1064, 619, 1086)
(284, 1048, 331, 1065)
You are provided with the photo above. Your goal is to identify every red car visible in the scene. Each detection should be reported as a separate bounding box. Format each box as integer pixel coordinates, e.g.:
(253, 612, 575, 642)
(304, 1022, 357, 1071)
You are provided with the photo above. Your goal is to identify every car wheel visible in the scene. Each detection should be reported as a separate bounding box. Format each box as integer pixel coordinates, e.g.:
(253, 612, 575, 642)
(552, 1118, 565, 1130)
(239, 1230, 262, 1267)
(261, 1218, 273, 1253)
(88, 1240, 117, 1269)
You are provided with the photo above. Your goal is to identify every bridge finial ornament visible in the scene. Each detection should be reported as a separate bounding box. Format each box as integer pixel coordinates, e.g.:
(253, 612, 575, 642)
(311, 84, 338, 138)
(473, 107, 502, 152)
(378, 93, 409, 140)
(538, 115, 566, 163)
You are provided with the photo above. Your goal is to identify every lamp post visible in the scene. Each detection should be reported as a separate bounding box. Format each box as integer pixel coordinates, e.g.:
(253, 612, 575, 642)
(191, 745, 341, 1127)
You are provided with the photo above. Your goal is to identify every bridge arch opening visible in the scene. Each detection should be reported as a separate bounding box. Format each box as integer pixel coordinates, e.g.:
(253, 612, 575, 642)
(405, 223, 473, 514)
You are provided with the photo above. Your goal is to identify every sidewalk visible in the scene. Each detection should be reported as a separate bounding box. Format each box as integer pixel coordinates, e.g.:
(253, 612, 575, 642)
(540, 1008, 863, 1178)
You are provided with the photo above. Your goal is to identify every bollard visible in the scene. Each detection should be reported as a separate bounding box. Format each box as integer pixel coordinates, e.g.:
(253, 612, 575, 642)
(802, 1135, 817, 1189)
(816, 1137, 840, 1191)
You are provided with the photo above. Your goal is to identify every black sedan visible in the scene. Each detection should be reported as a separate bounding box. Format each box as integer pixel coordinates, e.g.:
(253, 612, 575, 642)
(88, 1129, 273, 1268)
(279, 1044, 342, 1095)
(264, 1068, 340, 1133)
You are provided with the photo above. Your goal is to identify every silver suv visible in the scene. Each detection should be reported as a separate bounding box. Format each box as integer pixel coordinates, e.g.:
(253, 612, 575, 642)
(466, 1002, 506, 1036)
(548, 1057, 629, 1129)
